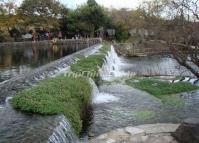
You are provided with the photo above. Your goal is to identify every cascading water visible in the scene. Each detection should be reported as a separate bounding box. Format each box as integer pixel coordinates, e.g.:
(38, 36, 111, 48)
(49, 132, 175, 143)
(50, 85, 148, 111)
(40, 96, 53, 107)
(89, 75, 119, 105)
(100, 45, 124, 81)
(48, 116, 78, 143)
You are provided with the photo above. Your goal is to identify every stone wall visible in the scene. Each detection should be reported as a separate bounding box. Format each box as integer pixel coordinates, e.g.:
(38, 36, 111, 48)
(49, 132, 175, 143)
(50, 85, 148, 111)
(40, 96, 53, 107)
(114, 40, 170, 57)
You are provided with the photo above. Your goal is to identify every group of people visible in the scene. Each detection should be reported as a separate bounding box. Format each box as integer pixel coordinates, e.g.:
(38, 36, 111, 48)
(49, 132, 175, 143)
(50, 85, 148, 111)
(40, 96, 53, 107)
(31, 31, 63, 41)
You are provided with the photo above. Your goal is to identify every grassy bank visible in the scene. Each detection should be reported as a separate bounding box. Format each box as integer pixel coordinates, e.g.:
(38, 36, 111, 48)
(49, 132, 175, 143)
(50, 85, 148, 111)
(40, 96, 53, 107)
(71, 44, 110, 83)
(126, 78, 199, 98)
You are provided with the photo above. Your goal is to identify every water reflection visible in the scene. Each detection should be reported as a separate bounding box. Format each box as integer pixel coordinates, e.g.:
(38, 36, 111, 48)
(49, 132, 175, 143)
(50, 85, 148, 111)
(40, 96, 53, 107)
(0, 44, 82, 82)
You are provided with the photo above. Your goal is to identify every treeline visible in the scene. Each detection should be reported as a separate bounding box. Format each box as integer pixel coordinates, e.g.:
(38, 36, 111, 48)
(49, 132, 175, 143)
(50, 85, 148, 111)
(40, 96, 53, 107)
(0, 0, 176, 42)
(0, 0, 129, 42)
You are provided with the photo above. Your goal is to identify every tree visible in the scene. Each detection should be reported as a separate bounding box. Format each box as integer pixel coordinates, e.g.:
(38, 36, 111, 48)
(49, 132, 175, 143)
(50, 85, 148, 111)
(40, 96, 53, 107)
(0, 0, 17, 15)
(0, 0, 18, 41)
(18, 0, 64, 29)
(75, 0, 109, 37)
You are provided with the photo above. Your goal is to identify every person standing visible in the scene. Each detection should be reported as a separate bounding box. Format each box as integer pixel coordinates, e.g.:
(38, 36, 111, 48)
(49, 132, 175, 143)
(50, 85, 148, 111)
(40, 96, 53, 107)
(58, 31, 62, 40)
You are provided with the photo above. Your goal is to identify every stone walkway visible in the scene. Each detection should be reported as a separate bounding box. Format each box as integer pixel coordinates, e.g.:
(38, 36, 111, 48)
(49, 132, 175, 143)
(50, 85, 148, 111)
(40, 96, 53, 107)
(89, 123, 179, 143)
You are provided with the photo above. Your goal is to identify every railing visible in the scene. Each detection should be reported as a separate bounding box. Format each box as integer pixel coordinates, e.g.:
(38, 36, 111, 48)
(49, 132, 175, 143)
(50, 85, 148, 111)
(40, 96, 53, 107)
(114, 41, 170, 56)
(0, 38, 101, 48)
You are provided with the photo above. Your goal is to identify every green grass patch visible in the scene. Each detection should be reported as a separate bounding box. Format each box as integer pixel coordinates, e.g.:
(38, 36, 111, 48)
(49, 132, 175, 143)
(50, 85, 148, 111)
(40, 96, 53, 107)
(126, 78, 199, 98)
(71, 44, 110, 82)
(11, 76, 92, 135)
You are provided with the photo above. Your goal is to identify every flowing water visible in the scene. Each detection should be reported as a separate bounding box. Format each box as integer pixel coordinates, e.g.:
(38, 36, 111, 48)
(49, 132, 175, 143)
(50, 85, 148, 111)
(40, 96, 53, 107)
(90, 45, 199, 137)
(0, 44, 102, 143)
(100, 45, 125, 81)
(0, 102, 78, 143)
(0, 43, 199, 142)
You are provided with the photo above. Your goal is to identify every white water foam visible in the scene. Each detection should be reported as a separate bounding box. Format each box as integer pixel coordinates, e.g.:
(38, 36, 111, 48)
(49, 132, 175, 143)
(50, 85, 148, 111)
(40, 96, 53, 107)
(89, 79, 119, 104)
(100, 45, 126, 81)
(93, 93, 119, 104)
(0, 105, 4, 109)
(5, 96, 13, 106)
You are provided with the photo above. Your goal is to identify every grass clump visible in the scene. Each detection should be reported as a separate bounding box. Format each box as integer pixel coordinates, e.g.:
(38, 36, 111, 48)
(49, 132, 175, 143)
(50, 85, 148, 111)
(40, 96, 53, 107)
(71, 44, 110, 82)
(126, 78, 199, 98)
(11, 76, 92, 135)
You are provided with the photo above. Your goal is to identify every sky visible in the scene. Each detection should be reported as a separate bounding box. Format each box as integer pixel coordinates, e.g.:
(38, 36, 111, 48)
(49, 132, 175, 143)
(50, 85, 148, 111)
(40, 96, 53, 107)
(17, 0, 145, 9)
(62, 0, 143, 9)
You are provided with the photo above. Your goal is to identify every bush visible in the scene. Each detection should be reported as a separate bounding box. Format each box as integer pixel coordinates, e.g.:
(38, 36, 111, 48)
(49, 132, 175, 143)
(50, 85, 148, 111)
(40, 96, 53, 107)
(12, 76, 92, 135)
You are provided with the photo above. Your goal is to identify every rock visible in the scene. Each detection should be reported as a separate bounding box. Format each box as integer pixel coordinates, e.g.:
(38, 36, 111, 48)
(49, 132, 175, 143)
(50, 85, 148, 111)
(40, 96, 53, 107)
(97, 134, 108, 140)
(137, 124, 180, 134)
(88, 132, 95, 137)
(89, 124, 180, 143)
(172, 118, 199, 143)
(125, 127, 145, 136)
(106, 138, 115, 143)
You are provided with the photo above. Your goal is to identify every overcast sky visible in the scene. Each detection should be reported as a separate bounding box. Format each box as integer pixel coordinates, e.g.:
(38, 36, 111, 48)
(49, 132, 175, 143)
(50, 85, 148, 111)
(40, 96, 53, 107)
(62, 0, 143, 9)
(18, 0, 145, 9)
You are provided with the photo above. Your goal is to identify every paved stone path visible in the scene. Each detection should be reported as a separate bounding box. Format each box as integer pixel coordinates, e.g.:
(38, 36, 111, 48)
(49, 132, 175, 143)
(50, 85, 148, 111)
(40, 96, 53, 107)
(89, 123, 179, 143)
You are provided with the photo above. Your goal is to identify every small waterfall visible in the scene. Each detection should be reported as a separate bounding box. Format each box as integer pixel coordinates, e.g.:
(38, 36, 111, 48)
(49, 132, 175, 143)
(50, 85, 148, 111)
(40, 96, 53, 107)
(89, 78, 100, 103)
(89, 78, 119, 104)
(100, 45, 124, 80)
(48, 116, 79, 143)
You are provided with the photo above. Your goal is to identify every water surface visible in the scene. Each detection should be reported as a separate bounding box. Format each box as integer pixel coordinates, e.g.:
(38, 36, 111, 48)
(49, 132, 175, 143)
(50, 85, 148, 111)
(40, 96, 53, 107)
(0, 44, 82, 82)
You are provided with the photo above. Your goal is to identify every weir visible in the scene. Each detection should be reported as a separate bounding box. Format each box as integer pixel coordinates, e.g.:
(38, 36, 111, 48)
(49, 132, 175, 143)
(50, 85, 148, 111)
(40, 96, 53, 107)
(0, 42, 103, 143)
(1, 44, 198, 143)
(0, 42, 101, 104)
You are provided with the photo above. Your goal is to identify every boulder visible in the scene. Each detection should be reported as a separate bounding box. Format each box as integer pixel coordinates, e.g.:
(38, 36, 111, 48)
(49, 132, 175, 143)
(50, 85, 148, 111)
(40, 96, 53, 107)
(172, 118, 199, 143)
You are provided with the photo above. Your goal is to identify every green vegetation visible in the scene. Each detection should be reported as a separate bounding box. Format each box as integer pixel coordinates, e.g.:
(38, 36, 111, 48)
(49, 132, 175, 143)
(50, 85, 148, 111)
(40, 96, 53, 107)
(12, 44, 110, 135)
(126, 78, 199, 98)
(71, 44, 110, 82)
(12, 76, 92, 135)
